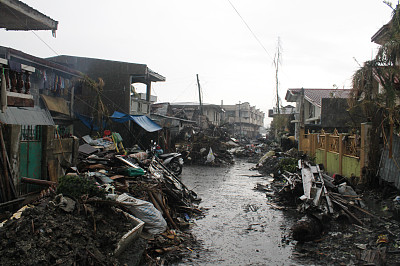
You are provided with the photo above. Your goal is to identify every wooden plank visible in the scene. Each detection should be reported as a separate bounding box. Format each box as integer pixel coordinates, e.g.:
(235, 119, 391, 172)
(47, 160, 58, 183)
(21, 177, 56, 186)
(301, 166, 314, 199)
(313, 187, 323, 206)
(316, 164, 334, 213)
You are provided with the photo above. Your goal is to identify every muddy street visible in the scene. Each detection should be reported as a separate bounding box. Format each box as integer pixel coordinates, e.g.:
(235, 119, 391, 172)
(178, 159, 299, 265)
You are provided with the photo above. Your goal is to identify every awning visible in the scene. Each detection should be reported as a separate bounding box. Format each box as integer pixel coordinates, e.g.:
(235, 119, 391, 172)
(0, 106, 54, 125)
(110, 111, 162, 132)
(41, 94, 70, 116)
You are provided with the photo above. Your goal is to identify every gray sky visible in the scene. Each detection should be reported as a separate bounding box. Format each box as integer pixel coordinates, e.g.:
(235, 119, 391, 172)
(0, 0, 394, 126)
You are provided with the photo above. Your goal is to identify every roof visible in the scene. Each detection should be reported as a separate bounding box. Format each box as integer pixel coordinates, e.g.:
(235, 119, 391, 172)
(170, 102, 223, 111)
(0, 0, 58, 31)
(285, 88, 352, 107)
(0, 46, 82, 77)
(48, 55, 166, 82)
(371, 22, 391, 45)
(0, 106, 54, 125)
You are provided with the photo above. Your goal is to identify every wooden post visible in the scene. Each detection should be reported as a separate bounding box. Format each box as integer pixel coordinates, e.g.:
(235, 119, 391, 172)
(339, 134, 343, 176)
(324, 133, 329, 172)
(299, 127, 305, 152)
(360, 123, 371, 176)
(311, 134, 317, 158)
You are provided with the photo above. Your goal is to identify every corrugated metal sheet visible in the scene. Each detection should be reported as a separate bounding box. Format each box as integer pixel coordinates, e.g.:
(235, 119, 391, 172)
(379, 135, 400, 189)
(0, 106, 54, 125)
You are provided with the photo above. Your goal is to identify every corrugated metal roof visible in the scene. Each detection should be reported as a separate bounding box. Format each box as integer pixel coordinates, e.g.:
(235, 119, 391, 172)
(0, 106, 54, 125)
(286, 89, 352, 107)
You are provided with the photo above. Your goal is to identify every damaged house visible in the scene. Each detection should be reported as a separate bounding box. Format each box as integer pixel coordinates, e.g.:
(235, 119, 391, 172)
(0, 47, 81, 201)
(48, 55, 165, 148)
(0, 1, 80, 203)
(169, 102, 223, 128)
(285, 88, 353, 140)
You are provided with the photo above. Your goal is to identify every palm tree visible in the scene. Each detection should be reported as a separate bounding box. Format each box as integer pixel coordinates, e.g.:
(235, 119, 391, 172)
(350, 4, 400, 185)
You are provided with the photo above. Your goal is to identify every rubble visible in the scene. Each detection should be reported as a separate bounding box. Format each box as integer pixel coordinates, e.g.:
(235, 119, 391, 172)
(0, 132, 202, 265)
(176, 129, 234, 166)
(256, 155, 400, 265)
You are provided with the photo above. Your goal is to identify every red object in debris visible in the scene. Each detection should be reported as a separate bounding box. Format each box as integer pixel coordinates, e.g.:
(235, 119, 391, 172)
(103, 130, 111, 137)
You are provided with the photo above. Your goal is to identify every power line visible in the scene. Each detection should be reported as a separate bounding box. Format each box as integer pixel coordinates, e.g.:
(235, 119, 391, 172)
(4, 4, 59, 56)
(30, 31, 59, 56)
(227, 0, 274, 62)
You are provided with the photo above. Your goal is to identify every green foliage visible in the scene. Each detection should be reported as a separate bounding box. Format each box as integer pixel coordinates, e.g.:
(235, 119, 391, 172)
(56, 175, 106, 199)
(278, 157, 298, 173)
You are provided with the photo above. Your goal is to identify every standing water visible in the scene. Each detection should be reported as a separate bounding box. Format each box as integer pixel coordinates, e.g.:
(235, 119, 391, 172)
(179, 159, 300, 265)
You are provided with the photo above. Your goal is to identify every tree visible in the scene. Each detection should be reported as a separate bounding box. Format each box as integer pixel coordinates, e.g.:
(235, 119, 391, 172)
(350, 4, 400, 185)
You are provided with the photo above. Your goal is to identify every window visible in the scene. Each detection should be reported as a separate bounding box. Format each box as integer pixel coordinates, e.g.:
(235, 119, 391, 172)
(308, 104, 315, 118)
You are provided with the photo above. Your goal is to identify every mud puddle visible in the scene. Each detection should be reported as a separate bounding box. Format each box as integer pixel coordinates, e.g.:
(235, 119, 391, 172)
(178, 159, 300, 265)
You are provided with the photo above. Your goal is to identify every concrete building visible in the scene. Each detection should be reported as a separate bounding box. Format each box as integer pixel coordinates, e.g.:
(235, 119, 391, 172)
(169, 102, 223, 127)
(48, 55, 165, 117)
(222, 102, 265, 139)
(285, 88, 352, 139)
(0, 3, 80, 201)
(48, 55, 165, 145)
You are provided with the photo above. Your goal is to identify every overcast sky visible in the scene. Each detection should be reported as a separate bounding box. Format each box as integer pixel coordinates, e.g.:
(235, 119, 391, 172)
(0, 0, 394, 126)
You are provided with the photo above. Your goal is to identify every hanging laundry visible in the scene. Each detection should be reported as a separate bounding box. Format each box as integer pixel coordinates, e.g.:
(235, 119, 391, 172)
(57, 75, 62, 94)
(54, 75, 58, 92)
(60, 77, 65, 89)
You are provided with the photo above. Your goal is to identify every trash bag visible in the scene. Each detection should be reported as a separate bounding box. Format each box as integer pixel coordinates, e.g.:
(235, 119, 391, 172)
(206, 147, 215, 163)
(117, 193, 167, 234)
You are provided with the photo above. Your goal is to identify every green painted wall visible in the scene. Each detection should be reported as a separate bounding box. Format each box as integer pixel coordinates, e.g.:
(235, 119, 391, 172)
(326, 152, 340, 174)
(315, 149, 360, 177)
(342, 156, 361, 177)
(316, 149, 324, 165)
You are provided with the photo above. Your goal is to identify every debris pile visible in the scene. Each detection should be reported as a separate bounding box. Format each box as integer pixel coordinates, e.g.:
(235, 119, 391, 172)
(0, 179, 133, 265)
(177, 132, 234, 166)
(256, 157, 400, 265)
(0, 133, 202, 265)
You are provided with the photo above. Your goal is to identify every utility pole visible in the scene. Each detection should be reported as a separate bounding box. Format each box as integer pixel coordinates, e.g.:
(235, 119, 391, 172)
(196, 74, 203, 127)
(239, 101, 242, 143)
(274, 37, 282, 115)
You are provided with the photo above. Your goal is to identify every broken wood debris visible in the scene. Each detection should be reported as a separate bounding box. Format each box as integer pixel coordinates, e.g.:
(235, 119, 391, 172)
(264, 159, 383, 244)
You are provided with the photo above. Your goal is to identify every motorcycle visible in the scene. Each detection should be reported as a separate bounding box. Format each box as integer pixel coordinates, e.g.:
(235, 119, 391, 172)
(150, 142, 184, 176)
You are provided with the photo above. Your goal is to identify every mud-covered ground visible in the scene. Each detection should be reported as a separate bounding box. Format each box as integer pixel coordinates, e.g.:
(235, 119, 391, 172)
(0, 197, 134, 265)
(178, 159, 400, 265)
(178, 159, 299, 265)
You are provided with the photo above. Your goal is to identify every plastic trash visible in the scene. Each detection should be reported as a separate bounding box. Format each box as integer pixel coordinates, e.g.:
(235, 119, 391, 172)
(206, 148, 215, 163)
(117, 193, 167, 234)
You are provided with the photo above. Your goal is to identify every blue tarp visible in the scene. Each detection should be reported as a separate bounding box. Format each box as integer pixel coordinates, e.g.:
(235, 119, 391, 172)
(110, 111, 162, 132)
(75, 113, 107, 131)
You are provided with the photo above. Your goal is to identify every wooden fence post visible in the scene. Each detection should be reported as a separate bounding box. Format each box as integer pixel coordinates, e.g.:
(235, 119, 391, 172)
(299, 127, 305, 152)
(360, 123, 371, 177)
(339, 134, 343, 175)
(324, 133, 329, 171)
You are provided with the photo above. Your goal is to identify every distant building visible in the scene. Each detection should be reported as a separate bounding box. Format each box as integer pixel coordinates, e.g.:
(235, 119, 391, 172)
(268, 105, 296, 117)
(222, 102, 265, 139)
(285, 88, 352, 139)
(169, 102, 223, 127)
